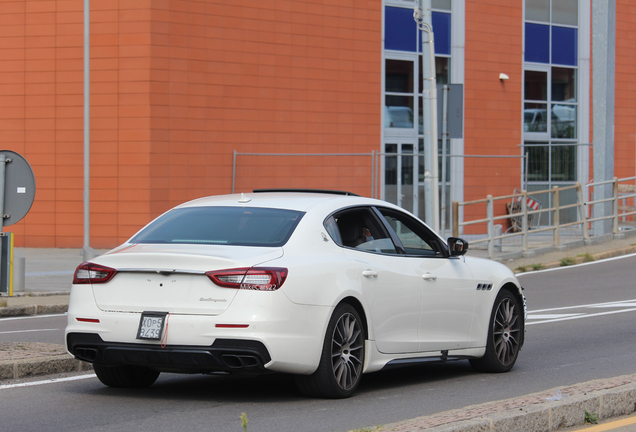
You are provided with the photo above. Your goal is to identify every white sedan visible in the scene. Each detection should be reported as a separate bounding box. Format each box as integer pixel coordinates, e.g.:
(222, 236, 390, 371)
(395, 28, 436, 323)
(65, 190, 525, 398)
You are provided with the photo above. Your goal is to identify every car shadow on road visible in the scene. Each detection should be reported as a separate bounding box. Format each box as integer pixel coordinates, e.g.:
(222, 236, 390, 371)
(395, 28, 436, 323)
(356, 360, 479, 398)
(80, 360, 480, 402)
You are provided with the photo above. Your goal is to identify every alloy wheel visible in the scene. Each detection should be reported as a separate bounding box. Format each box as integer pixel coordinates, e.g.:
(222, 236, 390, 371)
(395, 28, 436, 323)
(331, 312, 364, 390)
(493, 298, 521, 366)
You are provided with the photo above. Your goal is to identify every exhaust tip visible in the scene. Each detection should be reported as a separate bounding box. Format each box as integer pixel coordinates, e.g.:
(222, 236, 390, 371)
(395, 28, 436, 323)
(75, 347, 99, 362)
(221, 354, 260, 369)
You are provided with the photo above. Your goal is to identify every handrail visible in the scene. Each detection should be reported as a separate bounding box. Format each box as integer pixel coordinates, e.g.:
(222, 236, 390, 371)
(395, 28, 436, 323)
(453, 177, 636, 259)
(452, 184, 588, 259)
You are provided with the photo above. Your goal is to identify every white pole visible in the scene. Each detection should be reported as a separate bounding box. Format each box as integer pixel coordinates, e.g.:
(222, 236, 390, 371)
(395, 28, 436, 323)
(415, 0, 440, 232)
(83, 0, 92, 260)
(441, 85, 449, 236)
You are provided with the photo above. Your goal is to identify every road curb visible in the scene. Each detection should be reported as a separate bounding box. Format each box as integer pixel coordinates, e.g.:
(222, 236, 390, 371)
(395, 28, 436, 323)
(0, 304, 68, 318)
(0, 355, 93, 381)
(367, 374, 636, 431)
(516, 245, 636, 272)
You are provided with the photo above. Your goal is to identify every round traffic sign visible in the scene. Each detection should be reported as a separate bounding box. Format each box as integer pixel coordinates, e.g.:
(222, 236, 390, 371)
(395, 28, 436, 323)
(0, 150, 36, 227)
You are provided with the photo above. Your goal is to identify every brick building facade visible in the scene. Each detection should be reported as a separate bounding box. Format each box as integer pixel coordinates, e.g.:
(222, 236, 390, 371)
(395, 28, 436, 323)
(0, 0, 634, 248)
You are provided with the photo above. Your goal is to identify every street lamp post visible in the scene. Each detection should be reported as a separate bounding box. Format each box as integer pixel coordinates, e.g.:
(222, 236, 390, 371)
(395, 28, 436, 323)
(83, 0, 95, 260)
(414, 0, 440, 232)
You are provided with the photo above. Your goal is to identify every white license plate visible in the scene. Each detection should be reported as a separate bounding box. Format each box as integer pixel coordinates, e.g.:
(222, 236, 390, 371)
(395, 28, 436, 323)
(136, 313, 167, 340)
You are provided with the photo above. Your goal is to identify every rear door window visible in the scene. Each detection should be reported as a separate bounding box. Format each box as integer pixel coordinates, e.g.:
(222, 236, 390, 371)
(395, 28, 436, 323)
(325, 207, 397, 254)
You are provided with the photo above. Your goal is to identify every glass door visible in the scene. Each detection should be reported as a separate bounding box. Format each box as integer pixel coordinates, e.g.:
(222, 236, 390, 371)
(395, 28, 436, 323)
(384, 142, 418, 216)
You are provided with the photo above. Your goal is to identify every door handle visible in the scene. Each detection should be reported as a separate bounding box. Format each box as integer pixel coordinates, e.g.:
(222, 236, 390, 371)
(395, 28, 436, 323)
(422, 272, 437, 281)
(362, 270, 378, 278)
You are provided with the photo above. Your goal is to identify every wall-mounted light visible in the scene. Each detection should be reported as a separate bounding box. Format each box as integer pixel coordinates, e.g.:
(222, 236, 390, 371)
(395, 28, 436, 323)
(499, 73, 510, 81)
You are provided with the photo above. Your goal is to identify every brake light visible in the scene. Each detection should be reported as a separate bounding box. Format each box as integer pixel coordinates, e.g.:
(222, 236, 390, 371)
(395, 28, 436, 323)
(206, 267, 288, 291)
(73, 262, 117, 284)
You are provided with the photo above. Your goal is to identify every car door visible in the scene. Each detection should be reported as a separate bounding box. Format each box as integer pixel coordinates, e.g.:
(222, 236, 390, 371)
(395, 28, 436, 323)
(330, 207, 422, 354)
(375, 207, 477, 353)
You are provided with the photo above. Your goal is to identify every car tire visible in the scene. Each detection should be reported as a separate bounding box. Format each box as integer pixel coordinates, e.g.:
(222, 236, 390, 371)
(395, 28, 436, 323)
(93, 364, 160, 388)
(295, 303, 365, 399)
(470, 289, 523, 373)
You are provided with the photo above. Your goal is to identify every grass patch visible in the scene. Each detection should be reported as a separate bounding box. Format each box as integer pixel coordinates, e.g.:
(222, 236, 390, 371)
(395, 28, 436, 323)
(529, 263, 545, 271)
(0, 298, 7, 307)
(515, 266, 528, 273)
(577, 252, 595, 262)
(240, 413, 248, 432)
(584, 410, 599, 424)
(560, 257, 577, 266)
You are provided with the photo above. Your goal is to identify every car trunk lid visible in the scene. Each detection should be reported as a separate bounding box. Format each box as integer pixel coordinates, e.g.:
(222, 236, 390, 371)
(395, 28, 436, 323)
(87, 244, 283, 315)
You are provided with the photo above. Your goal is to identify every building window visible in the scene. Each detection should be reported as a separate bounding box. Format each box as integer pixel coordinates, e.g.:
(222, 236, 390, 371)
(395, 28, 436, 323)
(523, 0, 579, 225)
(524, 0, 578, 66)
(383, 2, 452, 220)
(386, 60, 415, 129)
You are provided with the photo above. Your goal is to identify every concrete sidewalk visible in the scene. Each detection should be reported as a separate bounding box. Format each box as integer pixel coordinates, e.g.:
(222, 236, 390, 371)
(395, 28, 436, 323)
(2, 244, 636, 431)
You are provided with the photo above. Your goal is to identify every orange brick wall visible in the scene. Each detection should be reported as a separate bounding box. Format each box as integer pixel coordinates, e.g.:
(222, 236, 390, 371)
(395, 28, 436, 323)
(1, 0, 381, 249)
(615, 0, 636, 180)
(147, 0, 381, 217)
(463, 1, 523, 226)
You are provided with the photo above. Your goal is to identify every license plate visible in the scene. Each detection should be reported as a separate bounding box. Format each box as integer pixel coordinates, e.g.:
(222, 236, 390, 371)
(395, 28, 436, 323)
(136, 312, 168, 341)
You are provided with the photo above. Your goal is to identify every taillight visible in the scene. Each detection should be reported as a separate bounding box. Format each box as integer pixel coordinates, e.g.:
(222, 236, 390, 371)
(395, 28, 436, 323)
(206, 267, 288, 291)
(73, 262, 117, 284)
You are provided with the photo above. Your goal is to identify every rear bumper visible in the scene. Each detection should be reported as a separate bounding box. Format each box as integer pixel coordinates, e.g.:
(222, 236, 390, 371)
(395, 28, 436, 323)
(67, 332, 272, 374)
(66, 284, 334, 374)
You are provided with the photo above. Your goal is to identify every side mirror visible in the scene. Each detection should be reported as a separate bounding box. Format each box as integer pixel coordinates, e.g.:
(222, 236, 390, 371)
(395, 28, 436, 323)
(447, 237, 469, 256)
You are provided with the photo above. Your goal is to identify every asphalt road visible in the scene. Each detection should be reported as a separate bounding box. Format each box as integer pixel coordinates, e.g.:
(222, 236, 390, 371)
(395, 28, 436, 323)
(0, 314, 66, 344)
(1, 255, 636, 432)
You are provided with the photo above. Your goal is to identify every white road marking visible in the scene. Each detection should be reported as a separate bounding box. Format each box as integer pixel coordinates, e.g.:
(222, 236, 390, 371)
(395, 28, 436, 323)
(591, 302, 636, 308)
(0, 328, 58, 335)
(530, 298, 636, 314)
(0, 314, 67, 322)
(527, 299, 636, 325)
(517, 252, 636, 276)
(0, 374, 96, 390)
(526, 313, 583, 320)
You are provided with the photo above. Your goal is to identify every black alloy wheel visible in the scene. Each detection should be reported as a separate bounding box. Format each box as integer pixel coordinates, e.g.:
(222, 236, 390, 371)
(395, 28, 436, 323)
(470, 289, 523, 373)
(295, 303, 365, 398)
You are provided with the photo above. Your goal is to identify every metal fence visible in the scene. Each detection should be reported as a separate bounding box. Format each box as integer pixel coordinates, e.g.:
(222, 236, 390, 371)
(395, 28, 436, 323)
(452, 177, 636, 259)
(231, 151, 380, 198)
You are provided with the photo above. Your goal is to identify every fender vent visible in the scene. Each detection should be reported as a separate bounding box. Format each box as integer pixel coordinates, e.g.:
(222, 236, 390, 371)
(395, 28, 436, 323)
(476, 283, 493, 291)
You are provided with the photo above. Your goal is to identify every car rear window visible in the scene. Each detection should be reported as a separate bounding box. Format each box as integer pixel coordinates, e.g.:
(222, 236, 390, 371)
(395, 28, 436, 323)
(130, 206, 304, 247)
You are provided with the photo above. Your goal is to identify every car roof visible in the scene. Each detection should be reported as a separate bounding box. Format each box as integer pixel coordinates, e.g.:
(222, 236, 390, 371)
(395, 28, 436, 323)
(176, 191, 395, 214)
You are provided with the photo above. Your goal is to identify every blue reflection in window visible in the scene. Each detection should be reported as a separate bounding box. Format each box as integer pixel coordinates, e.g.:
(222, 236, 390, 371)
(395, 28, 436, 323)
(385, 6, 417, 52)
(552, 26, 578, 66)
(525, 23, 550, 63)
(432, 12, 451, 55)
(417, 12, 451, 55)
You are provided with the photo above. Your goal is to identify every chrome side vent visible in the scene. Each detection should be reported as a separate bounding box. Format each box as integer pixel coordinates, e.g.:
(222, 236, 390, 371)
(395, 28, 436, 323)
(476, 283, 493, 291)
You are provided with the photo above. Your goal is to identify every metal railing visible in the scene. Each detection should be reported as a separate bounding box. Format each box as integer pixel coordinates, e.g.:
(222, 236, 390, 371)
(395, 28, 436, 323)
(452, 184, 587, 258)
(586, 176, 636, 233)
(452, 177, 636, 259)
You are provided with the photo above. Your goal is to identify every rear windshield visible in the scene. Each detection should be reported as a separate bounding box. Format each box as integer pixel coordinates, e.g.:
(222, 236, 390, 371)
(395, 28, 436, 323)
(130, 206, 304, 247)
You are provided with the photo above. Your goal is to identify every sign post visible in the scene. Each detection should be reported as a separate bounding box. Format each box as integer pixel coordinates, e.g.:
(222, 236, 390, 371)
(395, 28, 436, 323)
(0, 150, 36, 295)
